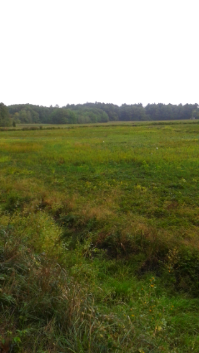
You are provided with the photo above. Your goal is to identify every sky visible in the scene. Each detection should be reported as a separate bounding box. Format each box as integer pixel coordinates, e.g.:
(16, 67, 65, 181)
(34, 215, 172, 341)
(1, 0, 198, 107)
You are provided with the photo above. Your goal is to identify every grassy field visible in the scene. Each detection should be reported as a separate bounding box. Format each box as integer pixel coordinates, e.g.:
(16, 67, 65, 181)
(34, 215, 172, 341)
(1, 121, 199, 352)
(1, 119, 199, 130)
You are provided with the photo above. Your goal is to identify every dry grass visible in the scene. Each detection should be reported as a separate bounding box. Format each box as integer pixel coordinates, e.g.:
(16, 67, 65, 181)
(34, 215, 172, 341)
(0, 142, 43, 153)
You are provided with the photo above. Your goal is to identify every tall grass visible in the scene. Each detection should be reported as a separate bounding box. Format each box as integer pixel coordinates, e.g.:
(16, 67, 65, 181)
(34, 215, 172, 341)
(1, 122, 199, 351)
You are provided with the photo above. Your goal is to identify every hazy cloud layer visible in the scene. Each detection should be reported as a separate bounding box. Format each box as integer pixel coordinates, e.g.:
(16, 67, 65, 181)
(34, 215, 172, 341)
(1, 0, 198, 106)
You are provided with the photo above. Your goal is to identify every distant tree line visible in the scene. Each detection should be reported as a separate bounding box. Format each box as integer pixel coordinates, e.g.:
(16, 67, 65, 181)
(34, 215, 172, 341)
(1, 102, 199, 127)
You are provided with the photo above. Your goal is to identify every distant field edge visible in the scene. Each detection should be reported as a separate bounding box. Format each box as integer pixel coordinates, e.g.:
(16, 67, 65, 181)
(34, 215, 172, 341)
(1, 119, 199, 131)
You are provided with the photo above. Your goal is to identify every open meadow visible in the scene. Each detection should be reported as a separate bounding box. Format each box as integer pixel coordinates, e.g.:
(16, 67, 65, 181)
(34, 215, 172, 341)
(1, 121, 199, 352)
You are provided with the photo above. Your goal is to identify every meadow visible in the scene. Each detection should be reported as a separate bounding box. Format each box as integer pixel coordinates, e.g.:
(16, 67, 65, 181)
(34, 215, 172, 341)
(1, 121, 199, 352)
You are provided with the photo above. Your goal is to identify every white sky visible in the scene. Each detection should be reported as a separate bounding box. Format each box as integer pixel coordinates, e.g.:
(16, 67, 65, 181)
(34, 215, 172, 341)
(1, 0, 198, 107)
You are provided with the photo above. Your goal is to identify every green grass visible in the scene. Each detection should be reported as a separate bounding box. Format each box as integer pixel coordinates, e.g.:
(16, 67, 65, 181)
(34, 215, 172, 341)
(1, 121, 199, 352)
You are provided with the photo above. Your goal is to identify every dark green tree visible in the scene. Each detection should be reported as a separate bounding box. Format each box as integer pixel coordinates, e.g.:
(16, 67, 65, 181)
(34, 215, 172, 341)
(0, 103, 11, 126)
(50, 108, 77, 124)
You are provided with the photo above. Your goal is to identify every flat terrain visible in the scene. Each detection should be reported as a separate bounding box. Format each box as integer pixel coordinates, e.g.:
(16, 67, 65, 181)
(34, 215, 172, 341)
(1, 121, 199, 352)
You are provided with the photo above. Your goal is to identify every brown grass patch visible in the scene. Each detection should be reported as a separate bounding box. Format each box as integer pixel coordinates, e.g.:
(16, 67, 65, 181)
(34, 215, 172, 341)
(0, 142, 42, 153)
(81, 204, 114, 221)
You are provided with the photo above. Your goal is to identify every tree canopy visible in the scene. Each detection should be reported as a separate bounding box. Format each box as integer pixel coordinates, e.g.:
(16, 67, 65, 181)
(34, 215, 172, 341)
(0, 103, 11, 126)
(4, 102, 199, 125)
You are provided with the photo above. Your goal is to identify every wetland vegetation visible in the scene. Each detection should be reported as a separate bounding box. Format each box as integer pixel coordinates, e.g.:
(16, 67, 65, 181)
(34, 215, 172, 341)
(1, 121, 199, 352)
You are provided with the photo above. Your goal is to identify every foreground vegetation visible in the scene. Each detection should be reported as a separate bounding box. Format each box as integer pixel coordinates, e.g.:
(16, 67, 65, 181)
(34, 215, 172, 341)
(1, 121, 199, 352)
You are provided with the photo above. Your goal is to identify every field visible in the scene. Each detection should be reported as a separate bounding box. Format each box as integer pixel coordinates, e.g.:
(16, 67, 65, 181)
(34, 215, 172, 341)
(1, 121, 199, 352)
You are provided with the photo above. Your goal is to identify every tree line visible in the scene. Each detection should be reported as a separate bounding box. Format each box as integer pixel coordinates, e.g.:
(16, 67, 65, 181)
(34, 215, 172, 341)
(1, 102, 199, 126)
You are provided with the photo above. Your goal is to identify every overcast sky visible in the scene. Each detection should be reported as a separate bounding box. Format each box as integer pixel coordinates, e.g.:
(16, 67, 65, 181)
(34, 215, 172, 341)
(1, 0, 198, 107)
